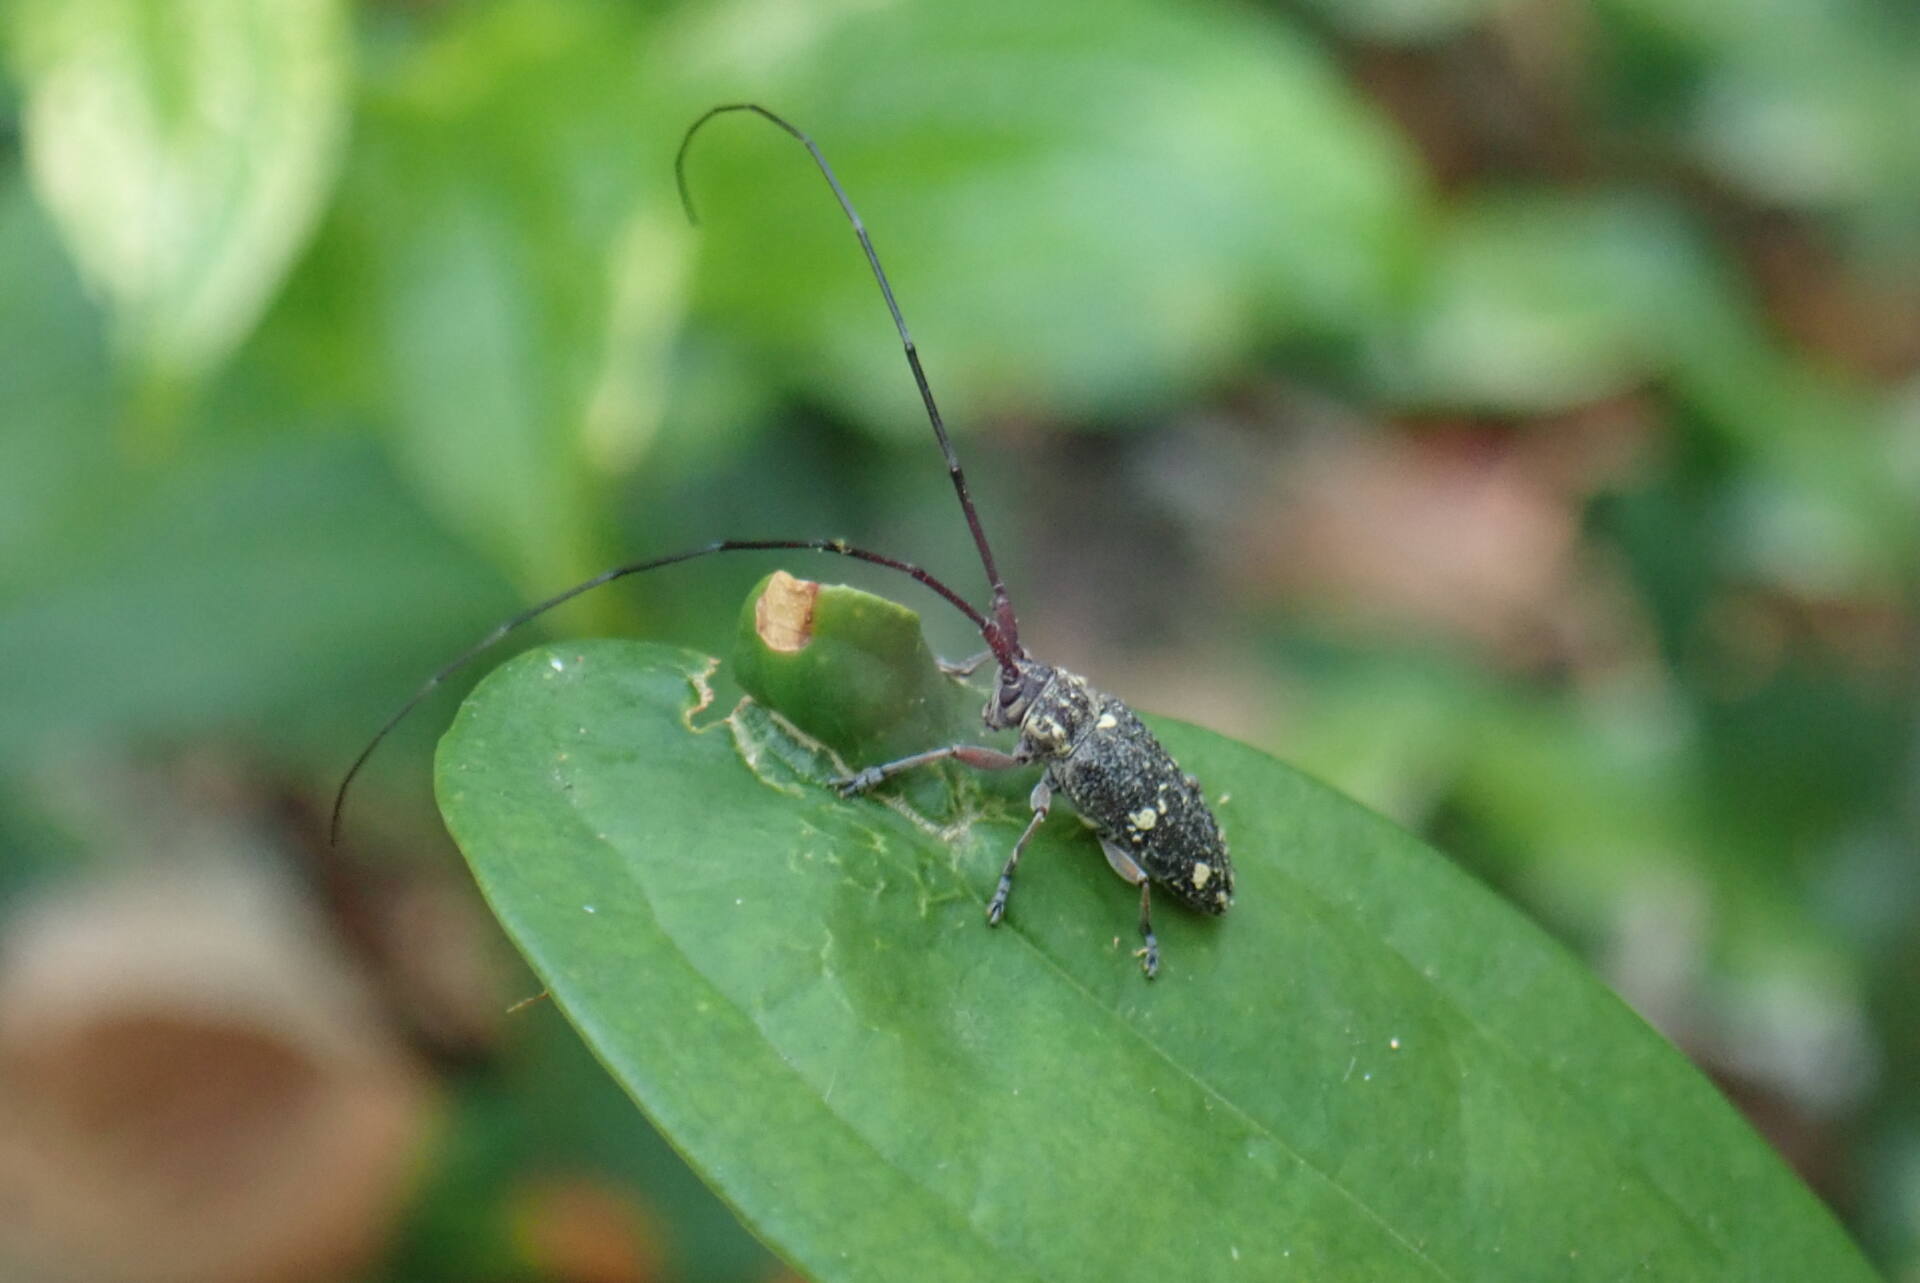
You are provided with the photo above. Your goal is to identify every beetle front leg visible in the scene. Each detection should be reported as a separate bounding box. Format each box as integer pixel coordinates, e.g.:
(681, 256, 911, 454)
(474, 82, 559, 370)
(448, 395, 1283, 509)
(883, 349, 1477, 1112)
(987, 777, 1051, 926)
(936, 649, 995, 678)
(831, 744, 1024, 797)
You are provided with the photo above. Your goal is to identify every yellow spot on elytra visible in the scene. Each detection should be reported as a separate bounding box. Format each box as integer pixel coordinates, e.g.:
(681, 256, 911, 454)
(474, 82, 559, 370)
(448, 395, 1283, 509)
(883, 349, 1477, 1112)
(1096, 712, 1118, 730)
(1192, 861, 1212, 888)
(1130, 807, 1158, 830)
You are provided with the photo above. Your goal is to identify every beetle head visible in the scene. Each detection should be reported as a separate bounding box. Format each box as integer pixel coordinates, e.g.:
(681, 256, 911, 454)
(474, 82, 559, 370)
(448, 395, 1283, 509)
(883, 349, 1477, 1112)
(983, 658, 1052, 732)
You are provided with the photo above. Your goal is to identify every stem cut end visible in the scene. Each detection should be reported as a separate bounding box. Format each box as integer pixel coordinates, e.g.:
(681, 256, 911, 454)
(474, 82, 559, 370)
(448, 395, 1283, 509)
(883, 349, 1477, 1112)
(753, 570, 818, 653)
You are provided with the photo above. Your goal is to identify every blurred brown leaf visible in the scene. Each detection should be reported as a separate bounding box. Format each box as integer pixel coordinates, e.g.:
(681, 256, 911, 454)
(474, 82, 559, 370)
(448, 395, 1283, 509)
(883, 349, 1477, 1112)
(1232, 408, 1653, 675)
(0, 858, 435, 1283)
(510, 1174, 665, 1283)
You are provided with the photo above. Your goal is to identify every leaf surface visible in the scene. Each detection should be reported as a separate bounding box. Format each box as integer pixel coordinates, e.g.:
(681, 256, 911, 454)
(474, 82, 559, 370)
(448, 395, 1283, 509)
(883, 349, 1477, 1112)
(9, 0, 350, 393)
(669, 0, 1419, 432)
(438, 632, 1871, 1282)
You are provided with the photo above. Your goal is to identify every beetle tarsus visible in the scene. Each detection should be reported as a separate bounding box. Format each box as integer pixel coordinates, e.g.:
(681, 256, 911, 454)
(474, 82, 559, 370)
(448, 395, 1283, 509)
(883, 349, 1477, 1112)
(987, 876, 1012, 925)
(832, 766, 886, 797)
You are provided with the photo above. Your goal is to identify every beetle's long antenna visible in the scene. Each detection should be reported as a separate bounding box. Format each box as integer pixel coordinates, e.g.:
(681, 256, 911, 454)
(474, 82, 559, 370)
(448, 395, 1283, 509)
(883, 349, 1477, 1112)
(329, 539, 1013, 849)
(675, 104, 1022, 664)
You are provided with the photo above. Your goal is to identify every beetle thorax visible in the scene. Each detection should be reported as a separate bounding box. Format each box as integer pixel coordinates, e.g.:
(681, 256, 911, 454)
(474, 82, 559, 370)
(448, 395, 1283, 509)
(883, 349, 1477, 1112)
(982, 658, 1053, 732)
(982, 658, 1107, 762)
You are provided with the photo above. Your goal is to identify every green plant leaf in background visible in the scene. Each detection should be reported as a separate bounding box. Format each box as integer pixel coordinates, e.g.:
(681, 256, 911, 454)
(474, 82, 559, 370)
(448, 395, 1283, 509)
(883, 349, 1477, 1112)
(1379, 192, 1728, 413)
(0, 437, 521, 771)
(662, 0, 1420, 435)
(436, 583, 1874, 1282)
(347, 0, 694, 603)
(6, 0, 350, 411)
(1376, 189, 1918, 589)
(0, 171, 115, 593)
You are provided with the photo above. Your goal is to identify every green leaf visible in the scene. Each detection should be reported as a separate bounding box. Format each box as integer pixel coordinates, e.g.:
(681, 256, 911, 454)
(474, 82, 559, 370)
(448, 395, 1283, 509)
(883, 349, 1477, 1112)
(0, 437, 520, 767)
(346, 0, 691, 601)
(7, 0, 350, 398)
(665, 0, 1419, 433)
(729, 575, 1027, 827)
(437, 600, 1872, 1280)
(0, 172, 115, 593)
(731, 572, 975, 752)
(1377, 192, 1736, 412)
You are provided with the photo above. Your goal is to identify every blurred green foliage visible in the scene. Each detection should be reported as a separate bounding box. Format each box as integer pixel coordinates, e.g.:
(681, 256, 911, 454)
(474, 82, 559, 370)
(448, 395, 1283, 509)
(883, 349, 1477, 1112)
(0, 0, 1916, 1279)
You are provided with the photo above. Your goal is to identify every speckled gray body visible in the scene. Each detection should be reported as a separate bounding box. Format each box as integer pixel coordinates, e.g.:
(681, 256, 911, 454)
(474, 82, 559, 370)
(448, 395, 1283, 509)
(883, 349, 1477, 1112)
(986, 658, 1234, 913)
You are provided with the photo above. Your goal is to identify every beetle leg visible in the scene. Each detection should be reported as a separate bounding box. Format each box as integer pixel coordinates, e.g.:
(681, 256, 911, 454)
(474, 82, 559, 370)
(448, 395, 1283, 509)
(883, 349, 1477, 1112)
(987, 778, 1052, 926)
(832, 744, 1023, 796)
(1097, 835, 1147, 886)
(936, 649, 995, 678)
(1098, 836, 1159, 980)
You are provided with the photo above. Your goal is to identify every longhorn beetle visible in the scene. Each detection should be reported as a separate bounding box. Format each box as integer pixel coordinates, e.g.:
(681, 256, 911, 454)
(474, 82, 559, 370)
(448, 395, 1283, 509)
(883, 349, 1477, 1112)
(332, 103, 1234, 978)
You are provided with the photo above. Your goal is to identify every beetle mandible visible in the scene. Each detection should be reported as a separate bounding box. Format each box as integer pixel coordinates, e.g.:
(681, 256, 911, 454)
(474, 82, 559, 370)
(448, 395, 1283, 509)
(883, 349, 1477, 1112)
(332, 103, 1233, 978)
